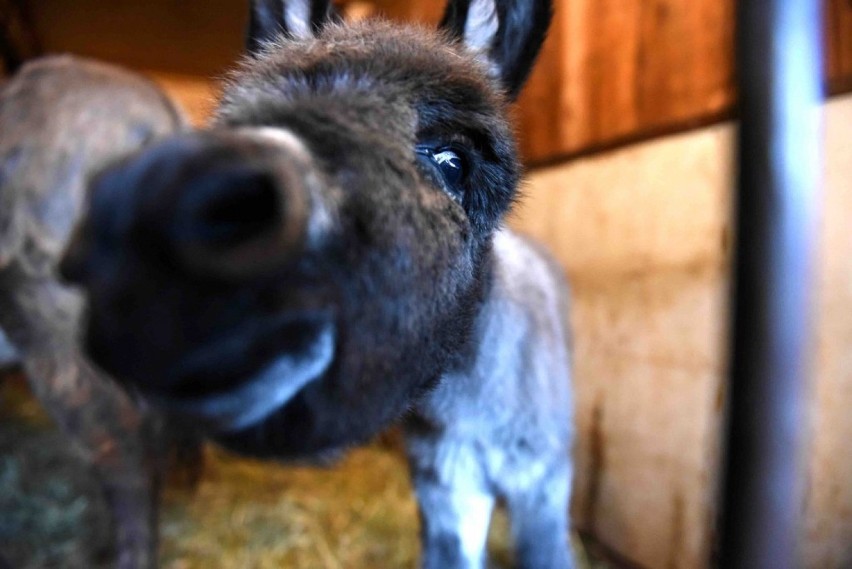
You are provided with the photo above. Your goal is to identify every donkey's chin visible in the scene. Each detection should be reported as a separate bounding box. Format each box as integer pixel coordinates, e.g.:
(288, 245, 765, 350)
(143, 322, 335, 433)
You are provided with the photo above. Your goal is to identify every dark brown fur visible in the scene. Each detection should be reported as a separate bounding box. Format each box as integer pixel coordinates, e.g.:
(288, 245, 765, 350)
(64, 18, 521, 456)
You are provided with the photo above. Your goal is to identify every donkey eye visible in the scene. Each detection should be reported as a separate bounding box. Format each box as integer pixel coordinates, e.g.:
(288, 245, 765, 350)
(415, 144, 468, 203)
(431, 149, 464, 186)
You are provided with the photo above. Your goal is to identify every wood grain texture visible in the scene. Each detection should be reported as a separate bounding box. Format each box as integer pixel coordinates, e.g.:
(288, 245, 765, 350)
(519, 0, 736, 164)
(351, 0, 736, 162)
(20, 0, 852, 163)
(26, 0, 246, 77)
(369, 0, 852, 163)
(826, 0, 852, 94)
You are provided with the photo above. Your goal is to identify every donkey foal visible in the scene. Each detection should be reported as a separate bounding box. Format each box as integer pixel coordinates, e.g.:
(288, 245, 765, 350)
(62, 1, 575, 567)
(0, 56, 185, 569)
(405, 229, 573, 569)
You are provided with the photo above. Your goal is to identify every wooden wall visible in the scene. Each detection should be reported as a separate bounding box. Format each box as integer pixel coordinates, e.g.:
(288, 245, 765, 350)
(373, 0, 852, 163)
(517, 0, 736, 163)
(16, 0, 852, 163)
(513, 94, 852, 568)
(16, 0, 246, 77)
(827, 0, 852, 94)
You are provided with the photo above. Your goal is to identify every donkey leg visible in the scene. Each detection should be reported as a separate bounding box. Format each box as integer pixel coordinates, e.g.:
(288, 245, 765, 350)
(99, 470, 159, 569)
(27, 355, 160, 569)
(413, 475, 495, 569)
(406, 436, 496, 569)
(506, 459, 575, 569)
(81, 377, 161, 569)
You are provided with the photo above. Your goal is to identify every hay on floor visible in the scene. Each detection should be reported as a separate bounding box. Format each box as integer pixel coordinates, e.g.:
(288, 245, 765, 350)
(0, 374, 614, 568)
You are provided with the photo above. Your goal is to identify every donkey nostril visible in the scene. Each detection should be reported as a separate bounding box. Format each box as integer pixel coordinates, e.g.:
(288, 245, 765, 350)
(179, 167, 283, 248)
(171, 157, 310, 280)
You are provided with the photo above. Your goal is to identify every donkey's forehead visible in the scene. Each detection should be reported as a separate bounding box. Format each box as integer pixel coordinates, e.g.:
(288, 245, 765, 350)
(226, 20, 505, 112)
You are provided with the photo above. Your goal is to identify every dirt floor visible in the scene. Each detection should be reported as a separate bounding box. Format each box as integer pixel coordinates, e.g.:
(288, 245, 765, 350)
(0, 372, 616, 569)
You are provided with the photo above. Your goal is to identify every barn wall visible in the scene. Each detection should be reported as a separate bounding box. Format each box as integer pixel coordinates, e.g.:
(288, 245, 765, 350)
(514, 122, 731, 568)
(803, 94, 852, 569)
(512, 94, 852, 569)
(18, 0, 852, 163)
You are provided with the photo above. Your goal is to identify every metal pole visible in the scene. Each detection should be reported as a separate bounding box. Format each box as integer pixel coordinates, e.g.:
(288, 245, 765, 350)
(719, 0, 822, 567)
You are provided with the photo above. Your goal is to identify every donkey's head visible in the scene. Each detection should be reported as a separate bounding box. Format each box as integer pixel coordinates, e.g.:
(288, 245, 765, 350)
(61, 0, 552, 457)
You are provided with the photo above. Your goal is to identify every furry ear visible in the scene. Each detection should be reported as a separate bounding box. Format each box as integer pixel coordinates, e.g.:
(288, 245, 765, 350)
(440, 0, 553, 99)
(246, 0, 336, 52)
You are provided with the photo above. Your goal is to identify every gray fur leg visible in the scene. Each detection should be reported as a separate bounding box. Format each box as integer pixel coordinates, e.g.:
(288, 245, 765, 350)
(413, 476, 495, 569)
(24, 354, 161, 569)
(101, 476, 159, 569)
(0, 329, 17, 368)
(507, 461, 574, 569)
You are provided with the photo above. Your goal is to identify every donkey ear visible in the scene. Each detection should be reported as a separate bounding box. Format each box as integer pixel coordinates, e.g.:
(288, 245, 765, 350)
(440, 0, 552, 99)
(247, 0, 336, 52)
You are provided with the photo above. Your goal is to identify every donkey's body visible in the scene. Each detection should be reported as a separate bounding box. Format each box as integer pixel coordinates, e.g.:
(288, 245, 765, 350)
(0, 55, 185, 569)
(407, 229, 573, 569)
(62, 2, 575, 567)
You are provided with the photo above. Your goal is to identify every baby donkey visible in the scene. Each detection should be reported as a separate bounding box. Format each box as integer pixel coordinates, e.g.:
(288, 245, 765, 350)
(62, 0, 575, 567)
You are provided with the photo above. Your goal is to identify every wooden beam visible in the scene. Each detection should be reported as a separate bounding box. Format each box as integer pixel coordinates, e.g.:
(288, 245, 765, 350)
(20, 0, 852, 163)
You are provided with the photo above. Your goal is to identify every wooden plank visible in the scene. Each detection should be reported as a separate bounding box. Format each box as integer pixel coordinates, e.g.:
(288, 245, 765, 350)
(20, 0, 852, 164)
(826, 0, 852, 94)
(519, 0, 736, 163)
(514, 10, 565, 162)
(366, 1, 444, 23)
(360, 0, 738, 163)
(27, 0, 245, 76)
(634, 1, 734, 129)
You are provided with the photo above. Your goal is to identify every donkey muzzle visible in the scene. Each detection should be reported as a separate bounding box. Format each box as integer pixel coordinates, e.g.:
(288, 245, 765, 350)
(63, 127, 329, 284)
(60, 128, 338, 430)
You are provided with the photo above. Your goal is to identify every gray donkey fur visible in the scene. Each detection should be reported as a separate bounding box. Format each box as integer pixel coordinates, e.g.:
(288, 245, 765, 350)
(0, 55, 185, 569)
(405, 229, 574, 569)
(61, 1, 575, 567)
(0, 329, 17, 368)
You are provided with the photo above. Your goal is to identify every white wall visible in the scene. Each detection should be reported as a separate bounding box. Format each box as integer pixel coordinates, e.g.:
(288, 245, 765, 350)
(512, 94, 852, 569)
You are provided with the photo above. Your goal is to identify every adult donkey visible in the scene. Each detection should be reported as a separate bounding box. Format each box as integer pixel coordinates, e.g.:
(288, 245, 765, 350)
(0, 56, 186, 568)
(63, 1, 574, 567)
